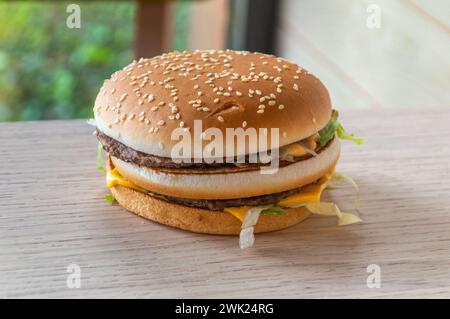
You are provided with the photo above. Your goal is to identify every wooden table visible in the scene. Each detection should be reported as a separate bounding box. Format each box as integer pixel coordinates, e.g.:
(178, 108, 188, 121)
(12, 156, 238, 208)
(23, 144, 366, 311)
(1, 108, 449, 298)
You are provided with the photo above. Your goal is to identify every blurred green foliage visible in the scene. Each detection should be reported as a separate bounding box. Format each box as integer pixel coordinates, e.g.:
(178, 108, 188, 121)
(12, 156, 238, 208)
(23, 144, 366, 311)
(0, 1, 135, 121)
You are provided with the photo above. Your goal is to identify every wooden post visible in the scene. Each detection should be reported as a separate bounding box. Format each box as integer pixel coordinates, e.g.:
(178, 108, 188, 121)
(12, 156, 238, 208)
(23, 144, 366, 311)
(134, 0, 174, 59)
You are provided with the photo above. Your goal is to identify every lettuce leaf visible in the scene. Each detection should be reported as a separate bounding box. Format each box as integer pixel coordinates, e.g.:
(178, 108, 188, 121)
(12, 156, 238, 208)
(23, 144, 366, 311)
(97, 142, 105, 172)
(318, 110, 339, 146)
(261, 205, 288, 216)
(336, 123, 366, 145)
(104, 194, 115, 204)
(318, 110, 365, 146)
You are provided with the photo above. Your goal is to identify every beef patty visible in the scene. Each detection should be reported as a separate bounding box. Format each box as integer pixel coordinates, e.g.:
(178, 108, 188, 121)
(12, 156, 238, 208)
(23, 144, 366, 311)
(96, 129, 323, 170)
(144, 180, 318, 211)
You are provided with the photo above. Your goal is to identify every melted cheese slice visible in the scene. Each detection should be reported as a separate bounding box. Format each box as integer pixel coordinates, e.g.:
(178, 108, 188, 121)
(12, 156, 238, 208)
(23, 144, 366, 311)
(224, 206, 252, 222)
(224, 169, 333, 222)
(106, 168, 147, 193)
(224, 168, 363, 227)
(280, 135, 318, 157)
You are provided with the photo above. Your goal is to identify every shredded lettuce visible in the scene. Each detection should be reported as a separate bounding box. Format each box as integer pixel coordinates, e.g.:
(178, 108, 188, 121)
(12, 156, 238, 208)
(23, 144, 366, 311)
(318, 110, 365, 146)
(260, 205, 288, 216)
(240, 206, 272, 249)
(318, 110, 339, 146)
(305, 202, 362, 226)
(336, 123, 366, 145)
(329, 171, 361, 210)
(104, 193, 115, 204)
(97, 142, 105, 172)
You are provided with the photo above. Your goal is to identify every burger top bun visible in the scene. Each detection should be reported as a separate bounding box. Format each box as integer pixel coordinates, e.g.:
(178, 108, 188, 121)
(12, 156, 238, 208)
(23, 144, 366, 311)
(94, 50, 332, 158)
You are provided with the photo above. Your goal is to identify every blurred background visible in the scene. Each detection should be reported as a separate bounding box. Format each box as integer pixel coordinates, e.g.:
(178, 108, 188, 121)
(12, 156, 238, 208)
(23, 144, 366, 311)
(0, 0, 448, 121)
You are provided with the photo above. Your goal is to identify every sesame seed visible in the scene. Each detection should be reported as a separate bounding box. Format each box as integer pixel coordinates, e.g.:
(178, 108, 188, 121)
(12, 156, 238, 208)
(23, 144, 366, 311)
(180, 121, 185, 127)
(214, 98, 220, 104)
(257, 109, 264, 114)
(293, 84, 299, 91)
(258, 104, 266, 109)
(223, 92, 231, 97)
(148, 94, 155, 102)
(111, 88, 116, 94)
(236, 91, 242, 96)
(268, 100, 276, 106)
(157, 120, 165, 126)
(255, 89, 262, 95)
(158, 101, 166, 106)
(242, 121, 247, 128)
(259, 97, 266, 103)
(217, 116, 224, 122)
(278, 104, 285, 110)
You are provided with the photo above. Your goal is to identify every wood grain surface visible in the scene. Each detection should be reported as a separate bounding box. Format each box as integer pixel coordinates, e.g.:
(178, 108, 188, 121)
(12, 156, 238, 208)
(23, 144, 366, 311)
(1, 108, 449, 298)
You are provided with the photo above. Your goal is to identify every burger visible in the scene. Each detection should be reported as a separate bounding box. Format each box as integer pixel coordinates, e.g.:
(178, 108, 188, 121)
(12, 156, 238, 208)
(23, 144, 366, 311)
(93, 50, 364, 248)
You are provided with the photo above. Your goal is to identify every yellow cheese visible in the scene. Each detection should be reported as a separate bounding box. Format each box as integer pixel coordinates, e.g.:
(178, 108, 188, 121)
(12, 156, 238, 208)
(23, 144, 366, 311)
(281, 136, 318, 157)
(224, 169, 333, 222)
(224, 206, 251, 222)
(278, 170, 333, 207)
(106, 168, 147, 193)
(283, 143, 308, 157)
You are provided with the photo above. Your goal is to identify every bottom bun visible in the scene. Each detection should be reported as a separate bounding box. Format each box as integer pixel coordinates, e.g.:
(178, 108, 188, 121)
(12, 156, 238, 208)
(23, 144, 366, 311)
(110, 184, 311, 235)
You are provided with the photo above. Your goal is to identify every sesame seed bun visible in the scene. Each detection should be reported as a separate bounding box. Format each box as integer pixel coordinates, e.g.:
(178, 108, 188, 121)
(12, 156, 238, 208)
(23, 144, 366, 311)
(109, 184, 312, 235)
(110, 137, 340, 200)
(94, 50, 332, 158)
